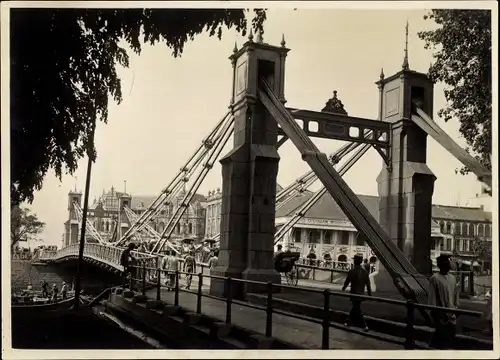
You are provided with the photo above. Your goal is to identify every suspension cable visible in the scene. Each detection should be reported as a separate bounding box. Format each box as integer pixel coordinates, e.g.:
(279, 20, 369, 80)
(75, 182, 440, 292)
(274, 143, 371, 244)
(152, 116, 235, 254)
(116, 111, 232, 245)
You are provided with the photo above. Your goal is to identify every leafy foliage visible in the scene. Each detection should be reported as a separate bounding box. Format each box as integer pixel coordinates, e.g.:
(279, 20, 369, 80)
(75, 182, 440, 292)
(10, 8, 267, 205)
(11, 206, 45, 251)
(470, 237, 492, 260)
(418, 10, 492, 174)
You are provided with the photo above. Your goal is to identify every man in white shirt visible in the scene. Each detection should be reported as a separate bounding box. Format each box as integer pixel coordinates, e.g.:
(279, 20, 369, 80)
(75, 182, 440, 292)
(427, 254, 460, 349)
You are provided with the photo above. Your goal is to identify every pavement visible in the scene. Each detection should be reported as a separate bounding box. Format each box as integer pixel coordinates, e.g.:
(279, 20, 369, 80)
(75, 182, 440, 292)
(146, 285, 404, 350)
(151, 273, 490, 339)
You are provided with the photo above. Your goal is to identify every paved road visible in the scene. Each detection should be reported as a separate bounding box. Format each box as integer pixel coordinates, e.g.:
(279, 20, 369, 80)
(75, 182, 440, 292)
(153, 273, 490, 339)
(146, 286, 403, 350)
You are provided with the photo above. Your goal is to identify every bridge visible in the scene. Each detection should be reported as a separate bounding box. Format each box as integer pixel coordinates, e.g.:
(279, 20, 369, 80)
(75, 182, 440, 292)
(36, 32, 492, 349)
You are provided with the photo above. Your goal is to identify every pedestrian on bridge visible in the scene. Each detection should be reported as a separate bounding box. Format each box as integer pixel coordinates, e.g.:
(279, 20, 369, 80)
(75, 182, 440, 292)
(120, 243, 137, 290)
(428, 254, 460, 349)
(183, 251, 196, 290)
(342, 255, 371, 332)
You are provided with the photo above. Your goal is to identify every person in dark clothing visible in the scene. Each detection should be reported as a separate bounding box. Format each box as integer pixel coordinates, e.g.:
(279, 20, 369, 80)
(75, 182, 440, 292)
(41, 280, 49, 298)
(120, 243, 137, 289)
(342, 255, 371, 331)
(363, 258, 371, 273)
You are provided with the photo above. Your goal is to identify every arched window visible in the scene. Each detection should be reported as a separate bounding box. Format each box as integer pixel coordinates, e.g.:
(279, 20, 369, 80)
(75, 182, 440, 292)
(446, 222, 452, 234)
(461, 222, 467, 235)
(157, 222, 164, 234)
(105, 221, 109, 232)
(485, 224, 491, 237)
(478, 224, 484, 237)
(439, 221, 445, 234)
(454, 222, 461, 235)
(176, 223, 181, 234)
(188, 222, 193, 234)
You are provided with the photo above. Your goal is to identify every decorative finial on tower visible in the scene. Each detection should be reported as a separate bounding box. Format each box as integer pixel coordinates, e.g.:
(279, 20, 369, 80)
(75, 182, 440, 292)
(380, 68, 385, 80)
(321, 90, 348, 115)
(256, 29, 263, 43)
(248, 28, 254, 42)
(402, 20, 410, 71)
(233, 41, 238, 53)
(281, 33, 286, 47)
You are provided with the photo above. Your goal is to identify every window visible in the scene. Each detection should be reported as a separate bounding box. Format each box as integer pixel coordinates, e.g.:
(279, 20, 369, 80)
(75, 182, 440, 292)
(439, 221, 445, 234)
(456, 239, 462, 252)
(485, 224, 491, 237)
(446, 222, 452, 234)
(323, 230, 332, 244)
(309, 229, 321, 244)
(478, 224, 484, 237)
(188, 223, 193, 234)
(340, 231, 350, 245)
(355, 232, 367, 246)
(454, 222, 462, 235)
(446, 238, 452, 251)
(293, 229, 301, 243)
(176, 223, 180, 234)
(467, 224, 475, 237)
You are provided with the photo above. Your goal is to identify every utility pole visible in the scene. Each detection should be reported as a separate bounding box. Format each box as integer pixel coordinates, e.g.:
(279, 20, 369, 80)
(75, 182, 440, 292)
(73, 85, 98, 310)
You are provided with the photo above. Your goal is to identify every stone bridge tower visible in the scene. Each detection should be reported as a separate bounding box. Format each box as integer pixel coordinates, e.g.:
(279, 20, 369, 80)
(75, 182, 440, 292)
(210, 32, 289, 299)
(374, 38, 436, 292)
(65, 190, 82, 246)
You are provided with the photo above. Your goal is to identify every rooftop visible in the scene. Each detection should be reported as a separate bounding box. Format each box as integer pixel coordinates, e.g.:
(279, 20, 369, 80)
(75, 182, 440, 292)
(275, 191, 492, 224)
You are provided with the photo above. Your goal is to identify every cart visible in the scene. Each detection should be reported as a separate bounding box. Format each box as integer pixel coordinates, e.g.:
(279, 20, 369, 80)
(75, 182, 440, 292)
(275, 251, 300, 286)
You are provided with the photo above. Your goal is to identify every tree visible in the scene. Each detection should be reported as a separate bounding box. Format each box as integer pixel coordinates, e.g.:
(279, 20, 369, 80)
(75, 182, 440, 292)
(10, 8, 267, 205)
(470, 237, 492, 261)
(11, 206, 45, 253)
(418, 10, 492, 174)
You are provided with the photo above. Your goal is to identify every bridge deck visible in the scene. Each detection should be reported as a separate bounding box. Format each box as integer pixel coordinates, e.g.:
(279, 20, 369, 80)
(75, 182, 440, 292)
(145, 286, 403, 350)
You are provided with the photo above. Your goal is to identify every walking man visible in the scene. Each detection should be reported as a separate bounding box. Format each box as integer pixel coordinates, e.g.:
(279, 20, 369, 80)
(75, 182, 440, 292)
(342, 255, 371, 331)
(428, 254, 460, 349)
(183, 250, 196, 290)
(120, 243, 137, 289)
(61, 281, 68, 300)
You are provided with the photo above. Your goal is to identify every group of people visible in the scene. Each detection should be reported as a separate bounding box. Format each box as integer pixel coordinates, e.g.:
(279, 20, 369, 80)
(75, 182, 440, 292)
(340, 253, 493, 349)
(39, 280, 68, 302)
(120, 242, 220, 292)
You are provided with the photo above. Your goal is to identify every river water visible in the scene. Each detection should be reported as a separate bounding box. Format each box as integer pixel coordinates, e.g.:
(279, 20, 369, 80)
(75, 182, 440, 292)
(11, 306, 158, 349)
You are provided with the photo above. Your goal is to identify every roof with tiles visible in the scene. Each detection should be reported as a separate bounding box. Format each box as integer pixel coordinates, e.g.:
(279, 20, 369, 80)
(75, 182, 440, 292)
(276, 191, 491, 226)
(130, 193, 206, 210)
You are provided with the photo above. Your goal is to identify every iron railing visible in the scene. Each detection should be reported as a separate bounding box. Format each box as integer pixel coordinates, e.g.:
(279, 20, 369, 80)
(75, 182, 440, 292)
(127, 263, 482, 350)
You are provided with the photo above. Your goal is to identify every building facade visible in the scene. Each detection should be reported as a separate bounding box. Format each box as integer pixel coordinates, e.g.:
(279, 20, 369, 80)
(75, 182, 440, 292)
(204, 189, 492, 270)
(63, 186, 206, 246)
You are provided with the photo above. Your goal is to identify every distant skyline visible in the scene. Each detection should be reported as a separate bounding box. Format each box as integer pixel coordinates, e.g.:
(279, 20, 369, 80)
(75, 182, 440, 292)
(6, 7, 494, 247)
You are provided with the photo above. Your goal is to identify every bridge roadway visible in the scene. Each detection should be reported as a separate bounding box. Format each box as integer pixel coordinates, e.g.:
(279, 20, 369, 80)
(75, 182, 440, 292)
(39, 244, 489, 346)
(145, 279, 403, 350)
(166, 272, 489, 341)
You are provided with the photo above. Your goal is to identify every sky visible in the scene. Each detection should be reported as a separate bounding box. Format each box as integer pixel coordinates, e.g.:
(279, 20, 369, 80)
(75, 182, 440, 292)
(13, 6, 494, 247)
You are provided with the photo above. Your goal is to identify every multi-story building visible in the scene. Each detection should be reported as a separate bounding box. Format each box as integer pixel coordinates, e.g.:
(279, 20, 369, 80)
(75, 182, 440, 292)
(203, 189, 492, 271)
(63, 186, 206, 246)
(204, 184, 284, 238)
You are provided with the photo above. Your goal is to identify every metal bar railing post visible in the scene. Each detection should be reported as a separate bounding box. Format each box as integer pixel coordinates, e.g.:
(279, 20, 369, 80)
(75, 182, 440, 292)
(141, 263, 146, 296)
(225, 277, 232, 324)
(404, 300, 415, 349)
(156, 269, 161, 301)
(265, 282, 273, 337)
(312, 266, 316, 281)
(196, 272, 203, 314)
(469, 271, 475, 296)
(322, 289, 330, 349)
(174, 270, 180, 306)
(330, 268, 334, 283)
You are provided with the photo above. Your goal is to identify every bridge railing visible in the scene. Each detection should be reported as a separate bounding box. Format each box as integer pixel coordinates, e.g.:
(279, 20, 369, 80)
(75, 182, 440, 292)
(127, 264, 484, 350)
